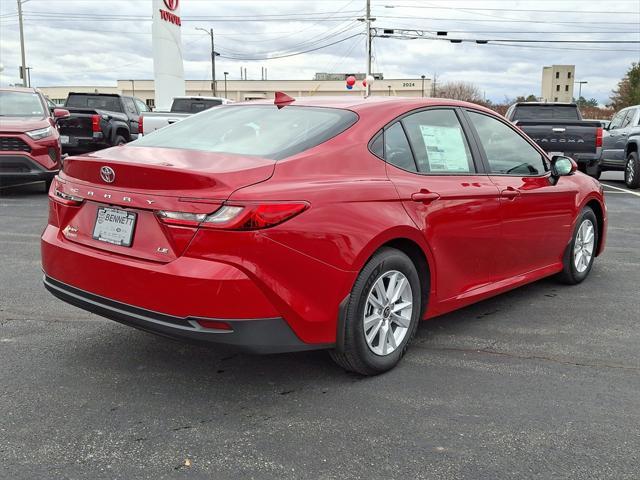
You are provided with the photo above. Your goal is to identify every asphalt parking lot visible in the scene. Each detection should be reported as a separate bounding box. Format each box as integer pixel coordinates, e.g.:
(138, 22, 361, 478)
(1, 172, 639, 480)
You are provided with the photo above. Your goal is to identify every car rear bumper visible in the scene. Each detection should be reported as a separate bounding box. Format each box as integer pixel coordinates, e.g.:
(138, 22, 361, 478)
(43, 275, 322, 353)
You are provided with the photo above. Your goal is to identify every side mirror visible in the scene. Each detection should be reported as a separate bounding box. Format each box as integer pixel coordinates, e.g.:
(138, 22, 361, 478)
(550, 155, 577, 178)
(53, 108, 71, 120)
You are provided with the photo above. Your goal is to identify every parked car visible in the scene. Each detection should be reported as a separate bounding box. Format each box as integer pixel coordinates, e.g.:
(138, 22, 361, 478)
(599, 105, 640, 188)
(57, 93, 149, 154)
(505, 102, 603, 178)
(140, 96, 233, 135)
(0, 87, 69, 192)
(42, 95, 607, 375)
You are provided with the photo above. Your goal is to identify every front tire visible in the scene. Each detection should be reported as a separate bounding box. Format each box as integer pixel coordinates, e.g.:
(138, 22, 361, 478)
(330, 247, 422, 375)
(558, 206, 598, 285)
(624, 152, 640, 189)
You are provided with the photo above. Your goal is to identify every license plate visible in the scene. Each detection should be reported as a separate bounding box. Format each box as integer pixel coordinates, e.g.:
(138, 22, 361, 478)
(60, 135, 69, 144)
(92, 207, 137, 247)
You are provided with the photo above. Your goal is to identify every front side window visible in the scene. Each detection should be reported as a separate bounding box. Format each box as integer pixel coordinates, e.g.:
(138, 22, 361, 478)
(0, 91, 45, 117)
(609, 111, 626, 130)
(401, 109, 474, 173)
(132, 105, 358, 160)
(384, 122, 416, 172)
(467, 110, 547, 176)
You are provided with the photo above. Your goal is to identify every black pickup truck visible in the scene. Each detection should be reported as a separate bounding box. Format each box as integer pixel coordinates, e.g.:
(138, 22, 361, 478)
(505, 102, 603, 178)
(57, 93, 150, 154)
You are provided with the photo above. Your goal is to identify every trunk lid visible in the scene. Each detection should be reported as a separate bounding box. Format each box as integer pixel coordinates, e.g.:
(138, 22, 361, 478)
(54, 146, 275, 262)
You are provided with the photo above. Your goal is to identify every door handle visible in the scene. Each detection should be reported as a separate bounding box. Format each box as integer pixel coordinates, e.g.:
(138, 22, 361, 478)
(500, 186, 520, 199)
(411, 190, 440, 203)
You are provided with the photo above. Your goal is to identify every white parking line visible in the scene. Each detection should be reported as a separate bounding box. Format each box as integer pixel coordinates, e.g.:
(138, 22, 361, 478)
(601, 182, 640, 197)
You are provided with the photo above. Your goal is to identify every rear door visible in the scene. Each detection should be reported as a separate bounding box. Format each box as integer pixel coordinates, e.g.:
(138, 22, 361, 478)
(464, 109, 576, 280)
(382, 108, 501, 302)
(122, 97, 140, 135)
(602, 110, 628, 164)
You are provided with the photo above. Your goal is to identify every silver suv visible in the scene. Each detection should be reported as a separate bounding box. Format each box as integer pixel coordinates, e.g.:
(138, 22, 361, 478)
(600, 105, 640, 188)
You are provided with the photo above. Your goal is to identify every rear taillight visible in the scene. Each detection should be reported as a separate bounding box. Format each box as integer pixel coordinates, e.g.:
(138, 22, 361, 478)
(53, 189, 84, 206)
(139, 115, 144, 135)
(156, 202, 308, 230)
(91, 114, 101, 133)
(596, 127, 603, 148)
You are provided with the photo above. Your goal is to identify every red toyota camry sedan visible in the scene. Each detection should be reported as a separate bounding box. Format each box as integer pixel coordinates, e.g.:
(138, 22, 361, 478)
(41, 95, 607, 375)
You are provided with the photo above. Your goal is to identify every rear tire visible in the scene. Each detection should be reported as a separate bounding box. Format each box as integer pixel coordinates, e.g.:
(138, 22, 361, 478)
(329, 247, 422, 376)
(114, 135, 127, 146)
(586, 164, 601, 180)
(558, 206, 598, 285)
(624, 151, 640, 189)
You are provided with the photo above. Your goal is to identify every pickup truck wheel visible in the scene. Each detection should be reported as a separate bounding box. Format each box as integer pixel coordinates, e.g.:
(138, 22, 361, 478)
(329, 247, 422, 376)
(624, 152, 640, 189)
(114, 135, 127, 146)
(558, 206, 598, 285)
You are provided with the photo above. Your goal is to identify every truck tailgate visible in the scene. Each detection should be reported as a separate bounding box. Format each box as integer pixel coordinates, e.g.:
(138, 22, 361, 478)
(516, 120, 601, 156)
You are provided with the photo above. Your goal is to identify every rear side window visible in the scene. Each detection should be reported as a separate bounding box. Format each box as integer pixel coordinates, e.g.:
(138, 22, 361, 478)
(401, 109, 474, 173)
(131, 105, 358, 160)
(467, 111, 547, 176)
(620, 110, 634, 128)
(512, 105, 579, 121)
(384, 123, 416, 172)
(172, 98, 222, 113)
(65, 95, 123, 113)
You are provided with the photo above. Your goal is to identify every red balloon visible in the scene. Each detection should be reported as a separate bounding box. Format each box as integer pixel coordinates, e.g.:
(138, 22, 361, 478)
(346, 75, 356, 86)
(362, 79, 367, 87)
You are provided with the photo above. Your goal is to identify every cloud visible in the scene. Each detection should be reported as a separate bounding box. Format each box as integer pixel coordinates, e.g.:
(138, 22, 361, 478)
(0, 0, 637, 104)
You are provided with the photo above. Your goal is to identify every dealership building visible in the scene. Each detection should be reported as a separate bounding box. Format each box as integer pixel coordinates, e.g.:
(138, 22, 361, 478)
(40, 76, 433, 108)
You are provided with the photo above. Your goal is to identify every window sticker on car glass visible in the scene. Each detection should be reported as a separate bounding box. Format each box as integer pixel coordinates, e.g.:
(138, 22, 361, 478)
(419, 125, 469, 172)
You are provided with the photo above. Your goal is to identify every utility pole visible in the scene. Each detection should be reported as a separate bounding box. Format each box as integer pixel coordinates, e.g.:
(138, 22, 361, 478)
(196, 27, 220, 96)
(17, 0, 29, 87)
(432, 72, 438, 97)
(358, 0, 374, 97)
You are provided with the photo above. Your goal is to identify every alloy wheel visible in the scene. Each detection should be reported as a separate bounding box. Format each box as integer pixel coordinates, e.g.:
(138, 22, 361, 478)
(573, 219, 595, 273)
(626, 158, 635, 184)
(363, 270, 413, 356)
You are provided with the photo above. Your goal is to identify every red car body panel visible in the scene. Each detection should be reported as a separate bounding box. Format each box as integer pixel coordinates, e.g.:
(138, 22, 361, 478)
(41, 97, 607, 351)
(0, 88, 62, 186)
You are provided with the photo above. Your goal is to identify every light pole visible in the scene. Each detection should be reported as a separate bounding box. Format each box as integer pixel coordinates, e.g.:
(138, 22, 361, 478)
(388, 85, 392, 96)
(223, 72, 228, 99)
(420, 75, 425, 97)
(575, 80, 587, 104)
(17, 0, 30, 87)
(196, 27, 220, 96)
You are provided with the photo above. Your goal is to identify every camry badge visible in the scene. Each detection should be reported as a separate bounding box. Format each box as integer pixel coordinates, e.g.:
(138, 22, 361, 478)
(100, 166, 116, 183)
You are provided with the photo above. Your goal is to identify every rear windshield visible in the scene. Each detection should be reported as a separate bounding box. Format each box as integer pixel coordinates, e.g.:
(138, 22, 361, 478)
(65, 94, 123, 112)
(131, 105, 358, 160)
(171, 98, 222, 113)
(0, 91, 45, 117)
(512, 105, 580, 121)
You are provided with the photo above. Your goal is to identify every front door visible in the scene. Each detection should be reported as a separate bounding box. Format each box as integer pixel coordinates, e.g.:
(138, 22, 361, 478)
(464, 109, 576, 280)
(602, 109, 630, 165)
(381, 108, 501, 302)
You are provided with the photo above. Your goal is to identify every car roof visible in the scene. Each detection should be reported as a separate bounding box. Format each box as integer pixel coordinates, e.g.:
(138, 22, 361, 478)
(238, 95, 497, 115)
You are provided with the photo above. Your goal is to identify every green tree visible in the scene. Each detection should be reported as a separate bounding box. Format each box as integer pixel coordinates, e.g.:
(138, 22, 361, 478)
(609, 63, 640, 110)
(575, 96, 599, 108)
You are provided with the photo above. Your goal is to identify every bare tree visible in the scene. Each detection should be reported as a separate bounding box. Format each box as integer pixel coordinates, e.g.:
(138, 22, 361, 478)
(435, 81, 484, 103)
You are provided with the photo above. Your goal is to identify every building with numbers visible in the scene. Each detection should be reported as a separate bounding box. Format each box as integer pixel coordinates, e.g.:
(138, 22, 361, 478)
(40, 75, 432, 108)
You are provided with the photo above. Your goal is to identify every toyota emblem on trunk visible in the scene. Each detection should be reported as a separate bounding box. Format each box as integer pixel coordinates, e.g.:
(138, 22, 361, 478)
(100, 166, 116, 183)
(163, 0, 179, 11)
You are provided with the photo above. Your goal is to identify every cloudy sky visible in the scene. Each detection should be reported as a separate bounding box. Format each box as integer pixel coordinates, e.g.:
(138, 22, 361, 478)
(1, 0, 638, 104)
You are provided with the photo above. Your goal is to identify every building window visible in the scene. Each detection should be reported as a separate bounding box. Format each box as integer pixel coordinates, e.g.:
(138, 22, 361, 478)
(556, 85, 560, 91)
(555, 72, 560, 79)
(554, 97, 558, 102)
(146, 98, 155, 109)
(568, 71, 572, 79)
(565, 85, 569, 92)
